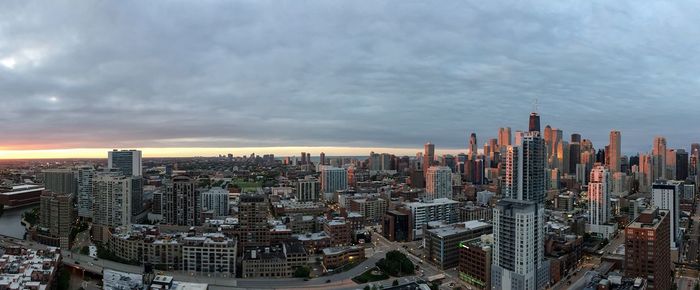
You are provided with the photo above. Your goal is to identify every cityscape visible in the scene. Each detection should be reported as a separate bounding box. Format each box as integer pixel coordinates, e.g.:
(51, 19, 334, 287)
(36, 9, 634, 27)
(2, 1, 700, 290)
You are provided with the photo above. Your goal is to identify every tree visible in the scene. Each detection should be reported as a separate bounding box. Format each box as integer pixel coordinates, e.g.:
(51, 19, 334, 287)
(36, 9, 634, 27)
(293, 266, 311, 278)
(392, 280, 399, 286)
(364, 286, 370, 290)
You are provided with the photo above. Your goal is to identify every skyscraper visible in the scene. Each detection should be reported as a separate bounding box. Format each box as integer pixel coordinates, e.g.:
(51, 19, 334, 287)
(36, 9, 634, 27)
(425, 166, 452, 200)
(42, 169, 77, 195)
(92, 173, 132, 240)
(652, 136, 667, 181)
(163, 175, 201, 226)
(423, 142, 435, 177)
(588, 166, 610, 226)
(568, 134, 581, 175)
(39, 191, 74, 248)
(528, 112, 540, 133)
(77, 167, 95, 219)
(652, 180, 682, 249)
(608, 130, 621, 173)
(201, 187, 230, 217)
(468, 133, 478, 159)
(676, 149, 689, 180)
(498, 127, 512, 148)
(625, 208, 672, 290)
(493, 126, 548, 290)
(107, 149, 143, 217)
(320, 152, 326, 166)
(320, 166, 348, 199)
(238, 193, 270, 248)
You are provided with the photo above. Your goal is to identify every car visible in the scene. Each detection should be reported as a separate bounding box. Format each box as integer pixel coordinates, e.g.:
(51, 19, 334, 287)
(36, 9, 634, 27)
(303, 278, 309, 281)
(325, 280, 331, 283)
(75, 261, 80, 265)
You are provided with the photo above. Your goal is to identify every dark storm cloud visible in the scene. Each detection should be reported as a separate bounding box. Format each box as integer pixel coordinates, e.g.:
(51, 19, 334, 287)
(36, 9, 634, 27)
(1, 0, 699, 153)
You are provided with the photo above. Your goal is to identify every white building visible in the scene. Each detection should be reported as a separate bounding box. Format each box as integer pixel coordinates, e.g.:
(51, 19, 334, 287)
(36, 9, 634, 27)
(588, 166, 610, 226)
(202, 188, 230, 217)
(652, 180, 682, 249)
(405, 198, 459, 239)
(92, 173, 132, 228)
(182, 233, 237, 274)
(425, 166, 452, 200)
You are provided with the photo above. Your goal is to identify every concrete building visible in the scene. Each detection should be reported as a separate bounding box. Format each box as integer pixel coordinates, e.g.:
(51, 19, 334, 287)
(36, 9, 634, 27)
(652, 137, 667, 180)
(426, 166, 453, 200)
(652, 180, 682, 249)
(424, 221, 493, 269)
(459, 234, 493, 290)
(383, 209, 413, 242)
(163, 176, 201, 226)
(498, 127, 512, 147)
(625, 208, 671, 290)
(41, 169, 77, 195)
(182, 233, 237, 274)
(93, 173, 132, 238)
(322, 246, 365, 270)
(324, 218, 352, 247)
(457, 205, 493, 222)
(108, 149, 144, 216)
(238, 193, 270, 248)
(587, 166, 611, 236)
(296, 176, 320, 202)
(491, 199, 549, 290)
(348, 197, 387, 223)
(77, 167, 95, 219)
(201, 187, 229, 217)
(423, 142, 435, 177)
(37, 191, 74, 248)
(241, 247, 291, 278)
(608, 131, 621, 173)
(503, 132, 546, 203)
(405, 198, 459, 239)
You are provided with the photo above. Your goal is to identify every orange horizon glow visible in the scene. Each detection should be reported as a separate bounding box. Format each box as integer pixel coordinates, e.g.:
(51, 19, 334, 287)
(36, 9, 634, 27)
(0, 146, 467, 159)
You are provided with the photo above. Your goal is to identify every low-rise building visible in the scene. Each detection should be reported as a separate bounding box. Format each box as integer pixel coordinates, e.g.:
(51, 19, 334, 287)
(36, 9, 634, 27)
(324, 218, 352, 247)
(322, 246, 365, 270)
(241, 247, 291, 278)
(458, 204, 493, 222)
(424, 220, 492, 269)
(459, 234, 493, 290)
(182, 233, 237, 274)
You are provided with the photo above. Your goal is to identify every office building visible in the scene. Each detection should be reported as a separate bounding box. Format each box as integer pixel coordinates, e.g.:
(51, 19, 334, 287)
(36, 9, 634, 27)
(529, 112, 541, 133)
(498, 127, 512, 147)
(201, 187, 229, 217)
(383, 209, 413, 242)
(468, 133, 478, 159)
(163, 176, 201, 226)
(424, 221, 492, 269)
(652, 180, 682, 249)
(676, 149, 689, 180)
(108, 149, 144, 216)
(625, 208, 671, 290)
(459, 234, 493, 290)
(652, 137, 667, 180)
(424, 142, 435, 177)
(608, 131, 621, 173)
(503, 132, 546, 203)
(426, 166, 452, 200)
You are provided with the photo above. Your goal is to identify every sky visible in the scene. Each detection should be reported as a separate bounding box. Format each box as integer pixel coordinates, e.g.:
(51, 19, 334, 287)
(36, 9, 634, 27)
(1, 0, 700, 158)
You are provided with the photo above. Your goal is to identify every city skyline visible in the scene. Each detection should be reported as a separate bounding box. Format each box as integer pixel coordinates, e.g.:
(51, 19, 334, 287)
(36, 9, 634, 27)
(2, 1, 700, 157)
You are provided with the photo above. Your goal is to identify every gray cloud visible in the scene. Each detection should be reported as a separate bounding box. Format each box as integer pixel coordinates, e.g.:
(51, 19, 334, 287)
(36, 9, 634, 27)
(1, 0, 699, 154)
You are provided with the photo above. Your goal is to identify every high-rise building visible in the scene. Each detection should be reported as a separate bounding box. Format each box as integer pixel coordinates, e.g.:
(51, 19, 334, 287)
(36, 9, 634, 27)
(493, 121, 548, 290)
(468, 133, 478, 159)
(498, 127, 512, 148)
(424, 142, 435, 177)
(296, 176, 320, 202)
(41, 169, 77, 195)
(163, 176, 201, 226)
(666, 149, 677, 181)
(77, 167, 95, 219)
(426, 166, 453, 200)
(608, 130, 621, 173)
(503, 132, 546, 203)
(108, 149, 142, 177)
(92, 173, 132, 234)
(320, 152, 326, 166)
(39, 191, 74, 248)
(107, 149, 143, 217)
(492, 199, 548, 290)
(528, 112, 540, 133)
(568, 134, 581, 175)
(625, 208, 671, 290)
(202, 187, 229, 217)
(676, 149, 689, 180)
(638, 154, 652, 192)
(652, 180, 682, 249)
(588, 166, 611, 226)
(238, 193, 270, 248)
(652, 137, 667, 181)
(320, 167, 348, 198)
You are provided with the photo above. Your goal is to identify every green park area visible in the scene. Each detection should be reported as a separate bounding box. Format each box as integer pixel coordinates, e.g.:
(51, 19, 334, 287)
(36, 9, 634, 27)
(352, 267, 390, 284)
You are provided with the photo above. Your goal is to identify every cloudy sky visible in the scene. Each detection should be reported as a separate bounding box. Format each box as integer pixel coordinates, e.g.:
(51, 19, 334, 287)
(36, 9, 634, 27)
(1, 0, 699, 158)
